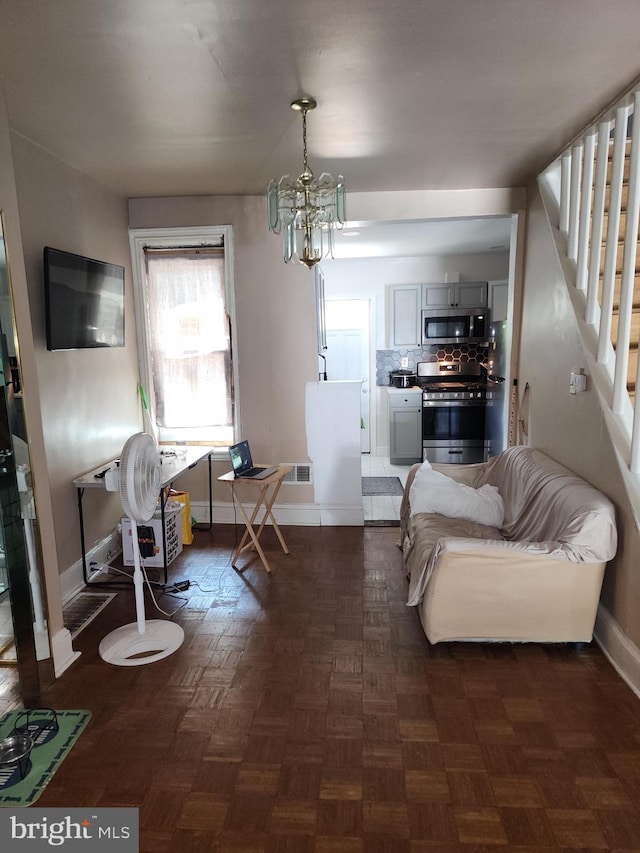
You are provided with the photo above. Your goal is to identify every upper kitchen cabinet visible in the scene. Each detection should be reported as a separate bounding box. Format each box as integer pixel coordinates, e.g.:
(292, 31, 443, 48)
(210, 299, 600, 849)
(488, 280, 508, 323)
(388, 284, 421, 347)
(422, 281, 488, 309)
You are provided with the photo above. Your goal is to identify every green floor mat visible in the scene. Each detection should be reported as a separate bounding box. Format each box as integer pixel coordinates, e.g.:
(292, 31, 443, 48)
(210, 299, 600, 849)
(0, 709, 91, 807)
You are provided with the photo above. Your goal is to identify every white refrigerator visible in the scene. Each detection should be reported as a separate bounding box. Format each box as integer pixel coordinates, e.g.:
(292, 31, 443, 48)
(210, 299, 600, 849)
(305, 380, 364, 525)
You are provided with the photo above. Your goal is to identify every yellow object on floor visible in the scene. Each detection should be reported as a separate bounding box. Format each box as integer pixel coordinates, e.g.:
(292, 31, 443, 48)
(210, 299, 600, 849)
(170, 490, 193, 544)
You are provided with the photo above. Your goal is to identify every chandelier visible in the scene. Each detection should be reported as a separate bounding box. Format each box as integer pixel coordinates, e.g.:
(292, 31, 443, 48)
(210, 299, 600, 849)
(267, 96, 346, 269)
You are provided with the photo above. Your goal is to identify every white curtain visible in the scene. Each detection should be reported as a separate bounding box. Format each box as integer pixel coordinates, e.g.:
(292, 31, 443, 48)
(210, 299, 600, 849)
(144, 252, 231, 430)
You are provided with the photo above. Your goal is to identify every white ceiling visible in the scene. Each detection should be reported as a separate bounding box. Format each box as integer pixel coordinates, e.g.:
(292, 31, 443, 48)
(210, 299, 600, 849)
(331, 216, 513, 259)
(1, 1, 639, 256)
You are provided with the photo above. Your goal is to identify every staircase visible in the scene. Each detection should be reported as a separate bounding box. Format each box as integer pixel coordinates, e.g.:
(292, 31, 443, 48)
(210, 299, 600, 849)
(604, 142, 639, 402)
(541, 87, 640, 472)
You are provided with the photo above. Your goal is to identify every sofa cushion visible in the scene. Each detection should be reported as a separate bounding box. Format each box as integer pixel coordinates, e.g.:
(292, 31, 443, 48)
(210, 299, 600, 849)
(404, 512, 504, 605)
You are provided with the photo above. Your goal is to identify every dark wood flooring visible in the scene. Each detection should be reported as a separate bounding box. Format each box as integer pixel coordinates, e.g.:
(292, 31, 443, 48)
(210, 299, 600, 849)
(6, 525, 640, 850)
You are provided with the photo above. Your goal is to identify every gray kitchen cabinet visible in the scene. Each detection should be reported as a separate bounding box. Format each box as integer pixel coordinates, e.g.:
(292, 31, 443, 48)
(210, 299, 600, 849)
(488, 279, 509, 322)
(389, 390, 422, 465)
(422, 281, 488, 309)
(388, 285, 421, 347)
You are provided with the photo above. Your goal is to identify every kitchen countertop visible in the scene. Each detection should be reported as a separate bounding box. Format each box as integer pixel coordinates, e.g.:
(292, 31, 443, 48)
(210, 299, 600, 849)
(386, 386, 422, 393)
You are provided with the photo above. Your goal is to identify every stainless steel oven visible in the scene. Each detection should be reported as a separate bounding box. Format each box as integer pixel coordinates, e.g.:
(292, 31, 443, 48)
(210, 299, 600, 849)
(418, 361, 489, 464)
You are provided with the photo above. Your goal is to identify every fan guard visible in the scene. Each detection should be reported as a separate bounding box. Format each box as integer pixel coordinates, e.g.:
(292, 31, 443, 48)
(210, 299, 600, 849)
(119, 432, 161, 522)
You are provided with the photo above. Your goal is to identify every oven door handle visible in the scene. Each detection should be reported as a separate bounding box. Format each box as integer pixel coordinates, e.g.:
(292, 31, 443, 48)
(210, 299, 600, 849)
(422, 400, 486, 407)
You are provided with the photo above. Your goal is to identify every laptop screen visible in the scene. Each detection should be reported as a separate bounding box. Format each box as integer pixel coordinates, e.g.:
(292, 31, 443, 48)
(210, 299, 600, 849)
(229, 440, 253, 475)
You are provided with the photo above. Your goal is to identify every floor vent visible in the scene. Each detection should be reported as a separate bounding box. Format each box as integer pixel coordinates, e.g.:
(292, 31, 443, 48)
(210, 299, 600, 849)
(281, 463, 313, 484)
(63, 592, 117, 639)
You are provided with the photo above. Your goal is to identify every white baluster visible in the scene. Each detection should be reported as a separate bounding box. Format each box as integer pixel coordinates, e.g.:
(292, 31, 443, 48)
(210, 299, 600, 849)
(567, 144, 583, 262)
(586, 119, 612, 326)
(560, 152, 572, 237)
(598, 103, 631, 364)
(576, 130, 596, 292)
(613, 93, 640, 416)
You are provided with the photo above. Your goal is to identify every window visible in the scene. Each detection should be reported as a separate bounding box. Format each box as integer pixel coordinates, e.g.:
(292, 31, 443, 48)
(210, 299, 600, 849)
(129, 226, 237, 445)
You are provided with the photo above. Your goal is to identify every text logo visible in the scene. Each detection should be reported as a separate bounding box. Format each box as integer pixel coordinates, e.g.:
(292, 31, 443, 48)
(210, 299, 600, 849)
(0, 808, 138, 851)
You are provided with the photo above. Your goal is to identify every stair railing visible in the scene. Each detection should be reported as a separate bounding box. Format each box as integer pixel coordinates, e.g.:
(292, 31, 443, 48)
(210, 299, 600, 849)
(539, 87, 640, 475)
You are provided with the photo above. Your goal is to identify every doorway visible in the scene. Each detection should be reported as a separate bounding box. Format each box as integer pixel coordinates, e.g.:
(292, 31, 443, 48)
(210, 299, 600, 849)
(324, 299, 371, 453)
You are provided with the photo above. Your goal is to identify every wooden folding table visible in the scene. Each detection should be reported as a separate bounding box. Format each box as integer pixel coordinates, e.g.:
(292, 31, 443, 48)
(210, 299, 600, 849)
(218, 465, 292, 573)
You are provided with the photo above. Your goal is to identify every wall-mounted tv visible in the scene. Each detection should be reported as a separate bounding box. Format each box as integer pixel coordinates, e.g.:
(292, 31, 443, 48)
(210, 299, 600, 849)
(44, 247, 125, 351)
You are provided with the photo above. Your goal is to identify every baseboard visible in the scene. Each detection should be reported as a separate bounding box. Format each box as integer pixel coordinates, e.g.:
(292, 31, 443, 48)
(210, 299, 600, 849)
(51, 627, 81, 677)
(320, 505, 366, 525)
(61, 500, 365, 602)
(594, 603, 640, 699)
(60, 528, 122, 604)
(190, 500, 362, 527)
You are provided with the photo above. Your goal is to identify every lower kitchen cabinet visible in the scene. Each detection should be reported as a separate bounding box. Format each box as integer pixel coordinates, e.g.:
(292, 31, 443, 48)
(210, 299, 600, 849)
(389, 391, 422, 465)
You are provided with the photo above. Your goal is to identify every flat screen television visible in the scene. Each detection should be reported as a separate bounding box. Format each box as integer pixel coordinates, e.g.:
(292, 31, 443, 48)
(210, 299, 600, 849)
(44, 246, 125, 351)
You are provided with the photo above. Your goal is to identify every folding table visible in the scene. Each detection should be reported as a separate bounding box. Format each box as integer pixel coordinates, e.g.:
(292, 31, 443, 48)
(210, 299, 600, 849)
(218, 465, 292, 573)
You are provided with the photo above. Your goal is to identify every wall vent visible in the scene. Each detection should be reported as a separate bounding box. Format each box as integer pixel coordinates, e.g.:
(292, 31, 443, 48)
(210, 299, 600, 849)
(281, 463, 313, 484)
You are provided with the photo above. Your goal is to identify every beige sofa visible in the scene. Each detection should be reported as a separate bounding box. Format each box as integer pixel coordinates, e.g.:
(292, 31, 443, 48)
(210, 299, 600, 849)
(400, 446, 617, 644)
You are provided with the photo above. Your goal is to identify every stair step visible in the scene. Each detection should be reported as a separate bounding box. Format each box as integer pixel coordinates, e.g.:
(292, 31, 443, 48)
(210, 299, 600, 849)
(606, 143, 632, 181)
(611, 310, 640, 345)
(604, 182, 629, 210)
(599, 240, 639, 276)
(611, 275, 640, 310)
(627, 347, 638, 394)
(601, 210, 628, 236)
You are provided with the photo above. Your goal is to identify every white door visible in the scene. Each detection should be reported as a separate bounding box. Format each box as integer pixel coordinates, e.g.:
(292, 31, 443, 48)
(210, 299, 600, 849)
(324, 299, 371, 453)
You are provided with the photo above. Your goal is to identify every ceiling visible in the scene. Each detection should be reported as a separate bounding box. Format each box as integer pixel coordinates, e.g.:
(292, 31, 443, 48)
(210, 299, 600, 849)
(1, 0, 640, 257)
(330, 216, 513, 260)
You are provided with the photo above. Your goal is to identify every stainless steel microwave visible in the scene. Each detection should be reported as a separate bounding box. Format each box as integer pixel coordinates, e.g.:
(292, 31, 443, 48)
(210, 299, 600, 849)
(421, 308, 489, 345)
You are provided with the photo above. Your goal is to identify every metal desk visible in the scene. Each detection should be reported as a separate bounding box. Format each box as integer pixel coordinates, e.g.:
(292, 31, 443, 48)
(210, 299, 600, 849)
(73, 445, 214, 585)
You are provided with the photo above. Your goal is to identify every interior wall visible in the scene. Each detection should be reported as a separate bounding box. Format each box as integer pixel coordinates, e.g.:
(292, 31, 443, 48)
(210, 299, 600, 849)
(0, 90, 63, 646)
(520, 184, 640, 650)
(128, 195, 319, 507)
(10, 134, 141, 580)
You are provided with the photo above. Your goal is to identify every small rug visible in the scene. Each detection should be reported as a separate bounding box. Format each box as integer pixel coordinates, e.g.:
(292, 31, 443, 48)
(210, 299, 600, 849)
(0, 709, 91, 806)
(362, 476, 404, 496)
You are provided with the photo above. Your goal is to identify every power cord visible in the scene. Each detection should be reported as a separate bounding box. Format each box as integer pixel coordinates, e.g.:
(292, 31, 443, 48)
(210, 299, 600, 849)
(90, 559, 190, 615)
(141, 562, 188, 617)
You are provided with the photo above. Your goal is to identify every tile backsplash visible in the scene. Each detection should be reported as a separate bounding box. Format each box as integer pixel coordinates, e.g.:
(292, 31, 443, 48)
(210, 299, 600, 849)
(376, 344, 488, 386)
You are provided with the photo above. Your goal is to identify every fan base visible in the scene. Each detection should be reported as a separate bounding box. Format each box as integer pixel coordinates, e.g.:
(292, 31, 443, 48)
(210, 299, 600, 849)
(99, 620, 184, 667)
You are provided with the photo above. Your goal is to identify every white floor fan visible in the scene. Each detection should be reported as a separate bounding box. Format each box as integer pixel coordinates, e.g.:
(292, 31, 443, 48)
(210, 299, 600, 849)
(99, 432, 184, 666)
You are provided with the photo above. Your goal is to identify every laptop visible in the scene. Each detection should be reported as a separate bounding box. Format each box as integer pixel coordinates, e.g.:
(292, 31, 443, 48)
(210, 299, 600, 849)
(229, 440, 278, 480)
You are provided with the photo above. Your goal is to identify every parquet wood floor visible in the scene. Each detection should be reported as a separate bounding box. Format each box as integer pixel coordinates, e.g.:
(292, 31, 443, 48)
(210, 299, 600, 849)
(27, 526, 640, 849)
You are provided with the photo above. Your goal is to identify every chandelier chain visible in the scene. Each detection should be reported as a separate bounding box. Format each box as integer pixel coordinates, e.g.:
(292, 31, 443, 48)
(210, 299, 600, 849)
(302, 107, 309, 174)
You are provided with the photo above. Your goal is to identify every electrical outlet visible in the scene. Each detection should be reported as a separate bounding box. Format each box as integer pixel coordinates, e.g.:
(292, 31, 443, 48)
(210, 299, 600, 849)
(400, 357, 409, 368)
(106, 550, 112, 561)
